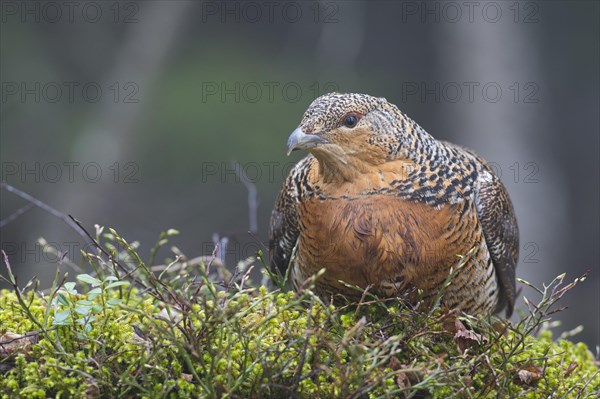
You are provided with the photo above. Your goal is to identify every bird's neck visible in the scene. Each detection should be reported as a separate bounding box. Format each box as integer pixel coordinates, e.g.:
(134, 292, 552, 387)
(310, 144, 386, 184)
(311, 152, 363, 184)
(318, 158, 369, 183)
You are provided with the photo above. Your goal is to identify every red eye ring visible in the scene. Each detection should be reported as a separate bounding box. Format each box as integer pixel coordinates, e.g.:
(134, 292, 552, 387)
(342, 112, 363, 128)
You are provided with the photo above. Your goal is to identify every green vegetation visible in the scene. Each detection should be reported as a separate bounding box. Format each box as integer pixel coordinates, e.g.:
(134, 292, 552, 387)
(1, 228, 598, 398)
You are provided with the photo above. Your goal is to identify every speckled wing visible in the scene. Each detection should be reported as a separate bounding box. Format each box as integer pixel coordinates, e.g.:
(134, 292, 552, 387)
(453, 145, 519, 317)
(442, 142, 519, 316)
(268, 156, 313, 275)
(475, 163, 519, 316)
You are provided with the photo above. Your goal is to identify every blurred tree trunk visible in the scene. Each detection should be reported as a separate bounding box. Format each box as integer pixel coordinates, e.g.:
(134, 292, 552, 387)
(40, 1, 193, 248)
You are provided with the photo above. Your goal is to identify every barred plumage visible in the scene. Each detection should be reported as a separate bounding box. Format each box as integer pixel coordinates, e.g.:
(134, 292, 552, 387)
(269, 93, 519, 316)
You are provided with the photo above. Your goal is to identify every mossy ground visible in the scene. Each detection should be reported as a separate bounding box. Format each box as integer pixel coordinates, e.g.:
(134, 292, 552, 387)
(0, 228, 598, 398)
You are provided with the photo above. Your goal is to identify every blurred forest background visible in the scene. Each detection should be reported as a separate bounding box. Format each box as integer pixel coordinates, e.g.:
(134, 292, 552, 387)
(1, 1, 598, 347)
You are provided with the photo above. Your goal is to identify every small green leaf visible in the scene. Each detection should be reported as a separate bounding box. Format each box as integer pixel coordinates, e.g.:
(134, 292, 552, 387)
(64, 282, 77, 294)
(57, 293, 70, 306)
(75, 306, 91, 316)
(104, 276, 119, 282)
(87, 288, 102, 300)
(106, 281, 130, 289)
(76, 300, 93, 306)
(76, 316, 93, 325)
(77, 274, 101, 287)
(106, 298, 123, 307)
(53, 310, 71, 325)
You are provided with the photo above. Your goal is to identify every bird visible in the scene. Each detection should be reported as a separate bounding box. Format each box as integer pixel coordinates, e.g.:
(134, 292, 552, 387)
(268, 93, 519, 317)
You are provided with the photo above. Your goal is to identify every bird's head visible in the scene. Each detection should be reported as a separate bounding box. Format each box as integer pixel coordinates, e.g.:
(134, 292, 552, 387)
(286, 93, 429, 182)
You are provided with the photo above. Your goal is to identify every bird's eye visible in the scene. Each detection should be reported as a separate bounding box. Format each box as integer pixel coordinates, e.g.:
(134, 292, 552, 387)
(343, 113, 360, 128)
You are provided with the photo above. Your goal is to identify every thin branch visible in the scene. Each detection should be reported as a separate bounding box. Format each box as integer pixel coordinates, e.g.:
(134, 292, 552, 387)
(232, 161, 259, 234)
(0, 203, 34, 228)
(0, 183, 94, 249)
(212, 233, 229, 264)
(1, 250, 63, 353)
(67, 215, 149, 290)
(149, 256, 225, 272)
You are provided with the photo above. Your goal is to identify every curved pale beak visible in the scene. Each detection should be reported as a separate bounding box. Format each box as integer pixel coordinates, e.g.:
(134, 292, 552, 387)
(286, 128, 327, 156)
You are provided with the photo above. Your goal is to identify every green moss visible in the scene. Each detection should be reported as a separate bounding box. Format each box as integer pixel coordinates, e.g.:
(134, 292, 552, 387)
(1, 231, 598, 398)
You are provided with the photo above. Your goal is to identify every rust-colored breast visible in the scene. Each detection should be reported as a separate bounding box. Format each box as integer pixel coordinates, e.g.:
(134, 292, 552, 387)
(293, 192, 492, 311)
